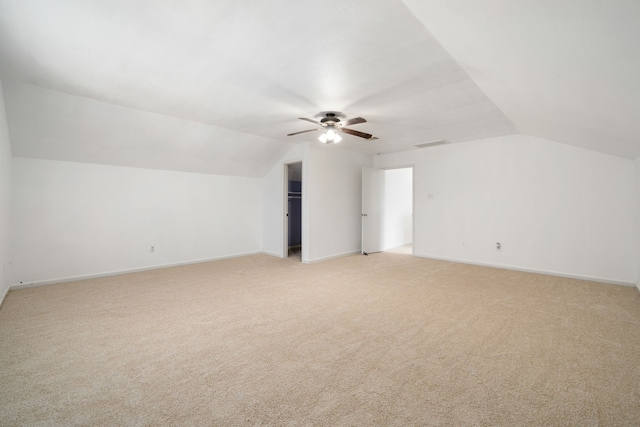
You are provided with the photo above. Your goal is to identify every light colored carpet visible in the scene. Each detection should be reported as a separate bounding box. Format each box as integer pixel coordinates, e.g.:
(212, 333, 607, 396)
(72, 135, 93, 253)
(386, 244, 412, 255)
(1, 252, 639, 426)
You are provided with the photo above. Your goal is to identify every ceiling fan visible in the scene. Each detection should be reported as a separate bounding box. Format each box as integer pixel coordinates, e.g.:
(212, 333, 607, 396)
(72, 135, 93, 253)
(287, 112, 378, 143)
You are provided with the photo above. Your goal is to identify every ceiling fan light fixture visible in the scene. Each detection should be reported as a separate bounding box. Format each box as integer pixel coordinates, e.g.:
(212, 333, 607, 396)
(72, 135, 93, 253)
(319, 126, 342, 143)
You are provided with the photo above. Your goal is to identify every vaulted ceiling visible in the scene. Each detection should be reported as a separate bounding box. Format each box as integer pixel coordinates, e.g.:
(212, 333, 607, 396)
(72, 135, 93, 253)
(0, 0, 638, 177)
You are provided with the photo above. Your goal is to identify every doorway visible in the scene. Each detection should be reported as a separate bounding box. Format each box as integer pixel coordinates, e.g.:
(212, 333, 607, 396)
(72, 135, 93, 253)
(285, 162, 302, 260)
(383, 167, 413, 254)
(362, 166, 413, 255)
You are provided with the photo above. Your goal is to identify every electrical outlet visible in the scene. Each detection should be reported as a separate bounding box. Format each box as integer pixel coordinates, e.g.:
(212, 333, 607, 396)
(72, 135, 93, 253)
(150, 246, 155, 253)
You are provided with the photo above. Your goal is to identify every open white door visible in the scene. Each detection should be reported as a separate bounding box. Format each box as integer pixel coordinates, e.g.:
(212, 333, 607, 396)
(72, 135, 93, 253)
(362, 167, 385, 254)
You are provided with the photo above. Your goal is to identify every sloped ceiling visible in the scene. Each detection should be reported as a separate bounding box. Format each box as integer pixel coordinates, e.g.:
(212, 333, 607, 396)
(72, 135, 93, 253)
(404, 0, 640, 159)
(0, 0, 638, 177)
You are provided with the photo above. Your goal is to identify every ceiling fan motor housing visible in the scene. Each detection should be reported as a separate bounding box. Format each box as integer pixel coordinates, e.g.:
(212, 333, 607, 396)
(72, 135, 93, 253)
(320, 113, 340, 125)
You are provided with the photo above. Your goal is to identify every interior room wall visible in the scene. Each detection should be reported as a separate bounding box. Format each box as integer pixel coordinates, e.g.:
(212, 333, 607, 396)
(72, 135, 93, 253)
(306, 143, 373, 262)
(10, 158, 263, 286)
(637, 157, 640, 292)
(0, 78, 12, 302)
(384, 168, 413, 250)
(262, 143, 309, 259)
(262, 142, 373, 263)
(375, 134, 636, 285)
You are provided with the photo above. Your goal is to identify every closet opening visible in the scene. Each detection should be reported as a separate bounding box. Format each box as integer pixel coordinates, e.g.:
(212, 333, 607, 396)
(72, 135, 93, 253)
(285, 162, 302, 260)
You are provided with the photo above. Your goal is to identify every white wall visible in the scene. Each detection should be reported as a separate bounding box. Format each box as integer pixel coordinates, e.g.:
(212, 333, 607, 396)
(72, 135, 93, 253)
(263, 142, 373, 263)
(637, 157, 640, 292)
(384, 168, 413, 249)
(10, 158, 263, 285)
(306, 144, 373, 262)
(375, 134, 637, 285)
(0, 79, 12, 302)
(263, 143, 309, 260)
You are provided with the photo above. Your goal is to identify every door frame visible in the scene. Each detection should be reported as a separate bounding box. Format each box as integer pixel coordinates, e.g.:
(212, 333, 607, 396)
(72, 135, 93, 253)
(283, 160, 303, 259)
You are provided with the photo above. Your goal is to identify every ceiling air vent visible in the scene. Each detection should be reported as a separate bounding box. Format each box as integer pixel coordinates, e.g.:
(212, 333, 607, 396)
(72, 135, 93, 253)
(415, 139, 449, 148)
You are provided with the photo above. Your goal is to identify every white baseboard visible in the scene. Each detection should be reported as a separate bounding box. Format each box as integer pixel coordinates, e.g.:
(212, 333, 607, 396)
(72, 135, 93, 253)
(413, 253, 636, 288)
(636, 281, 640, 293)
(262, 250, 283, 258)
(10, 251, 264, 290)
(303, 250, 361, 264)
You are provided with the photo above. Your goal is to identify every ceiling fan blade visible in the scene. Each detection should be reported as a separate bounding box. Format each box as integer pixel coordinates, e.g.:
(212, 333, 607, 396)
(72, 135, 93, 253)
(298, 117, 322, 125)
(343, 117, 366, 126)
(340, 127, 374, 139)
(287, 128, 319, 136)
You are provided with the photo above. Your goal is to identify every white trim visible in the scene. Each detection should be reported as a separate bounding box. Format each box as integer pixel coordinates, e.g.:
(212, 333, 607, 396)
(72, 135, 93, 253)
(303, 250, 361, 264)
(9, 251, 263, 290)
(283, 162, 289, 259)
(413, 253, 636, 288)
(262, 250, 283, 258)
(636, 281, 640, 293)
(0, 284, 9, 308)
(380, 164, 415, 171)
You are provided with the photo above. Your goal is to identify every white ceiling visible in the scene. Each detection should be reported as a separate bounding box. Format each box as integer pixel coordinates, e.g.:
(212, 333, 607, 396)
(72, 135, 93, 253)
(404, 0, 640, 159)
(0, 0, 638, 176)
